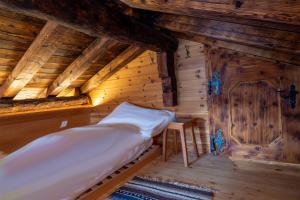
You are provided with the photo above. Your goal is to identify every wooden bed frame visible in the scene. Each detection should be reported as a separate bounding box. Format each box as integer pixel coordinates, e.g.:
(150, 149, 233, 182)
(76, 145, 161, 200)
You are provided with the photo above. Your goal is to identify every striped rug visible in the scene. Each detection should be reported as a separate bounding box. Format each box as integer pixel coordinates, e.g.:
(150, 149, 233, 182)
(107, 177, 213, 200)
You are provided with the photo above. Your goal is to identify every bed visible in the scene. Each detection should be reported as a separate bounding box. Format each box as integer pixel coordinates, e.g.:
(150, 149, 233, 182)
(0, 102, 175, 200)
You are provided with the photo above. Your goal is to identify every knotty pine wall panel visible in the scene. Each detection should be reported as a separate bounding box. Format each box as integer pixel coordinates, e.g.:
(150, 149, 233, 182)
(89, 40, 210, 153)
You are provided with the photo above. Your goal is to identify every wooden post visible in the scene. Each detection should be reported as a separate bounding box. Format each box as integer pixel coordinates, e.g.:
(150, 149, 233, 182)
(157, 51, 177, 107)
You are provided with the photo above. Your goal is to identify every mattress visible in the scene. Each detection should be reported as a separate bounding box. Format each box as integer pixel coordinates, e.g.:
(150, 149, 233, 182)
(0, 124, 152, 200)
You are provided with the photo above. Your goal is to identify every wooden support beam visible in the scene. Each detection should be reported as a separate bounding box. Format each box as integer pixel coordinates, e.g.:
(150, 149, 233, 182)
(0, 21, 66, 98)
(157, 51, 177, 107)
(156, 14, 300, 55)
(121, 0, 300, 26)
(0, 0, 178, 52)
(46, 37, 113, 96)
(0, 95, 91, 115)
(81, 46, 145, 94)
(175, 33, 300, 66)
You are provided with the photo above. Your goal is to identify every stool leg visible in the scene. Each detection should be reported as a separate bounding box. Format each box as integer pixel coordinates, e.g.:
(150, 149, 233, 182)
(191, 123, 200, 158)
(179, 127, 189, 167)
(162, 129, 168, 161)
(173, 130, 178, 154)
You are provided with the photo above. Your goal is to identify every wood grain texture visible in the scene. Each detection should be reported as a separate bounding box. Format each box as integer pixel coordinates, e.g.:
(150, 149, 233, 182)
(89, 40, 210, 154)
(156, 14, 300, 55)
(0, 107, 92, 153)
(175, 33, 300, 66)
(0, 21, 67, 98)
(230, 81, 281, 145)
(0, 0, 178, 51)
(138, 154, 300, 200)
(46, 37, 113, 96)
(0, 8, 131, 101)
(122, 0, 300, 25)
(206, 47, 300, 164)
(157, 51, 177, 107)
(81, 46, 145, 94)
(0, 95, 91, 115)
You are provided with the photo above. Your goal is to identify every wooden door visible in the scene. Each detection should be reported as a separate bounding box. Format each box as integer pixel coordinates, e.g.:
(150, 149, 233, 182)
(206, 47, 300, 163)
(229, 81, 282, 146)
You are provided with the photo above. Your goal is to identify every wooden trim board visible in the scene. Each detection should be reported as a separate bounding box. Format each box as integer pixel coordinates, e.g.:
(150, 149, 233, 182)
(77, 145, 161, 200)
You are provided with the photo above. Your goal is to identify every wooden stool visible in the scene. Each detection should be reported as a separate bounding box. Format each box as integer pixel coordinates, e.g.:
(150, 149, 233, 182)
(162, 118, 199, 167)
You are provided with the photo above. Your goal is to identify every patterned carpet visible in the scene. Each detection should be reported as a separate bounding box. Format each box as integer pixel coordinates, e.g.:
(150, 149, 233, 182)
(107, 177, 213, 200)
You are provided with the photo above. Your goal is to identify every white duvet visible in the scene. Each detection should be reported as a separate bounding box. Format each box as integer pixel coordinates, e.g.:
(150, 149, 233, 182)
(0, 124, 152, 200)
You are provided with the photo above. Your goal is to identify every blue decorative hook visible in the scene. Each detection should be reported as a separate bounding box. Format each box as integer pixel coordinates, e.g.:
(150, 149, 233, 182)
(210, 129, 225, 155)
(208, 71, 221, 96)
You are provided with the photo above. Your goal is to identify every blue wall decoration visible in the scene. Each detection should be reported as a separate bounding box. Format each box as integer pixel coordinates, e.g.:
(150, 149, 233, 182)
(208, 71, 221, 96)
(210, 129, 225, 155)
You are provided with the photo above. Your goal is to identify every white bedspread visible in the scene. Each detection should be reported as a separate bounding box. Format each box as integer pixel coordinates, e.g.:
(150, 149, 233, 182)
(0, 124, 152, 200)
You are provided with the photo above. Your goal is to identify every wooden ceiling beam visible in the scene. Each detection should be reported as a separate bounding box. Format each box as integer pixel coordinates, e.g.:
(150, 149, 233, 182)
(0, 0, 178, 52)
(121, 0, 300, 26)
(0, 21, 67, 98)
(81, 46, 145, 94)
(157, 51, 177, 107)
(156, 14, 300, 56)
(175, 33, 300, 66)
(0, 95, 91, 115)
(46, 37, 114, 96)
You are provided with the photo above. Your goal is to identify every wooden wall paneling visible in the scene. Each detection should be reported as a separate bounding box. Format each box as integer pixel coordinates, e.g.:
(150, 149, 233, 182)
(0, 107, 92, 154)
(0, 21, 68, 98)
(90, 40, 210, 154)
(206, 46, 300, 164)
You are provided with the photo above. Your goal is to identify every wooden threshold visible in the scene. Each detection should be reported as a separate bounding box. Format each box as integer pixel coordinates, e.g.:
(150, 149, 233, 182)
(77, 145, 161, 200)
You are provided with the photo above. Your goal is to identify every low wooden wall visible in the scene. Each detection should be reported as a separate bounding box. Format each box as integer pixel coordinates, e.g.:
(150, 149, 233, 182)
(0, 107, 92, 154)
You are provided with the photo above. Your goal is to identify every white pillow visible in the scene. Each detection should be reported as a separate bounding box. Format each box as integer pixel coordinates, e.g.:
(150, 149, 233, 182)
(98, 102, 175, 137)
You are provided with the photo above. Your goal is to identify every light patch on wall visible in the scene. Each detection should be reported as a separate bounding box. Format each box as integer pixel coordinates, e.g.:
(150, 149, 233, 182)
(92, 98, 104, 106)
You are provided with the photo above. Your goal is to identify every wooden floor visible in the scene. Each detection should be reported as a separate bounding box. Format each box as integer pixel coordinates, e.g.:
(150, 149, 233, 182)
(138, 153, 300, 200)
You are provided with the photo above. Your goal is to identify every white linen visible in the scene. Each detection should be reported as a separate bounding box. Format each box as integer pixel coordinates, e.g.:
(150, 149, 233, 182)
(99, 102, 175, 137)
(0, 124, 152, 200)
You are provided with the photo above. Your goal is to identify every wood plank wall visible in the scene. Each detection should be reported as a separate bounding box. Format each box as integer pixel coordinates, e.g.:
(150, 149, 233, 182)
(89, 40, 210, 154)
(0, 108, 92, 154)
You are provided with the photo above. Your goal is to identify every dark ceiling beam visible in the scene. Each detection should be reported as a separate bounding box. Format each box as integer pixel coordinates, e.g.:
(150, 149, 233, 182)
(121, 0, 300, 27)
(0, 0, 178, 52)
(156, 14, 300, 56)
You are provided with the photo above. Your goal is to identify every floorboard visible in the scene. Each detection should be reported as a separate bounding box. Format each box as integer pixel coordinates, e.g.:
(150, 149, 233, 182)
(138, 153, 300, 200)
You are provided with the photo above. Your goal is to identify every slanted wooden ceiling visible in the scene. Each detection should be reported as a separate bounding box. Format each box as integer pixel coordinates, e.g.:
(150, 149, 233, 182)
(0, 0, 299, 113)
(0, 7, 135, 101)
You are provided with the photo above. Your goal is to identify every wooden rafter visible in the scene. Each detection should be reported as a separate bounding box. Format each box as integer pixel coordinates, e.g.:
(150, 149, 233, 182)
(81, 46, 145, 94)
(121, 0, 300, 26)
(46, 37, 114, 96)
(0, 21, 67, 98)
(0, 0, 178, 52)
(175, 33, 300, 66)
(156, 14, 300, 55)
